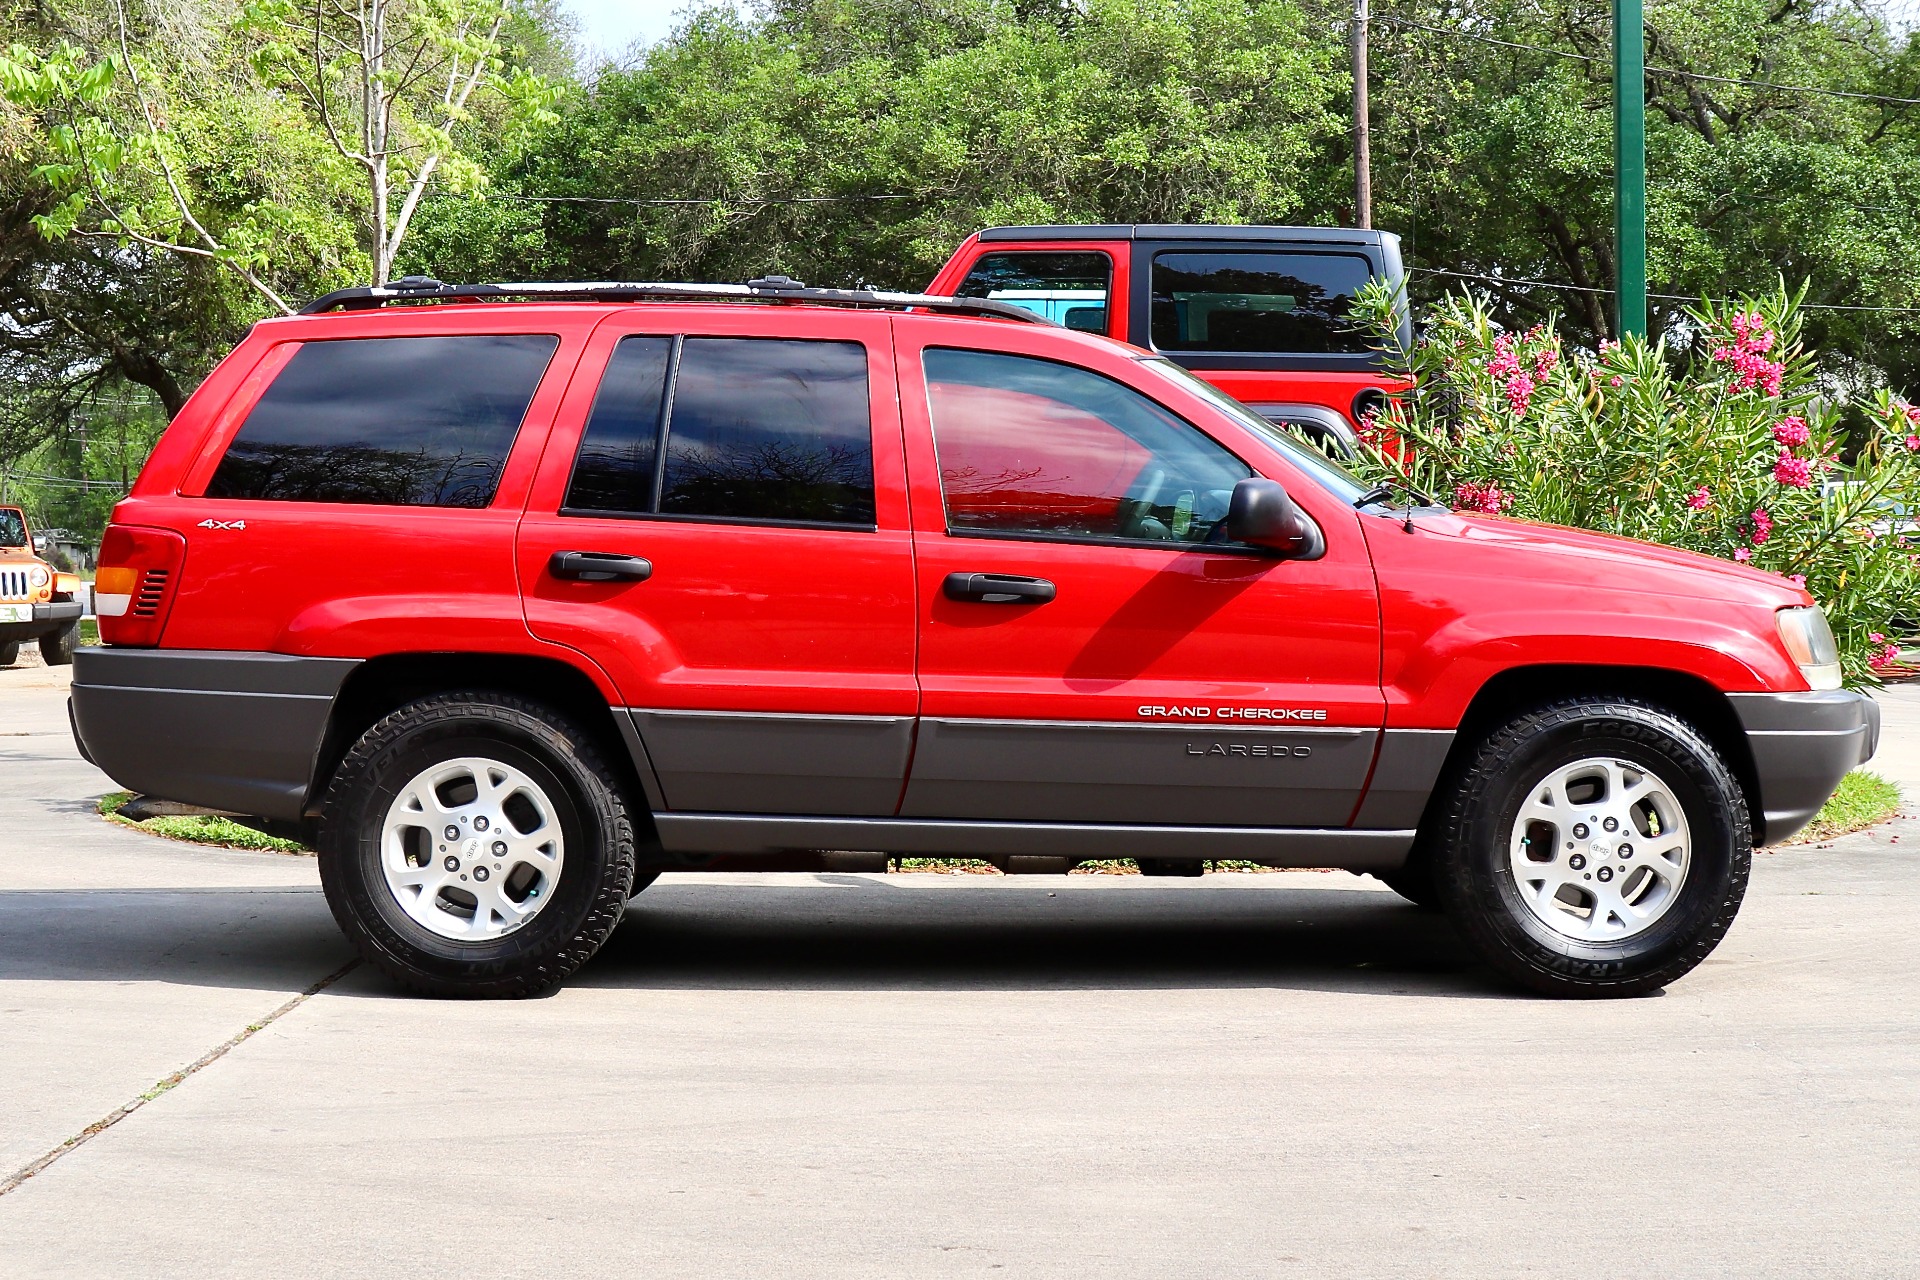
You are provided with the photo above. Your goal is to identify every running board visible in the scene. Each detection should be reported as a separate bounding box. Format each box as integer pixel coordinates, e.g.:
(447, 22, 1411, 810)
(652, 815, 1414, 871)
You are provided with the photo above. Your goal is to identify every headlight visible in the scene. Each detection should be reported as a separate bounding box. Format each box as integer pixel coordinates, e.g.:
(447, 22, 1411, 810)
(27, 565, 49, 589)
(1777, 606, 1842, 690)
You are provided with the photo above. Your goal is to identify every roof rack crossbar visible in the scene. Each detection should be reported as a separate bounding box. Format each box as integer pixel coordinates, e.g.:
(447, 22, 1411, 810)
(297, 277, 1057, 325)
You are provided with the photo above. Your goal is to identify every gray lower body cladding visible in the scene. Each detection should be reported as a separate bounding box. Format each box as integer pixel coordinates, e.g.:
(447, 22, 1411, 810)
(1728, 689, 1880, 845)
(626, 709, 912, 815)
(653, 813, 1413, 870)
(69, 647, 357, 821)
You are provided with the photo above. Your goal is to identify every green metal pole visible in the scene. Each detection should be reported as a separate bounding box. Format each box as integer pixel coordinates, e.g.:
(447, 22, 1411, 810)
(1613, 0, 1647, 337)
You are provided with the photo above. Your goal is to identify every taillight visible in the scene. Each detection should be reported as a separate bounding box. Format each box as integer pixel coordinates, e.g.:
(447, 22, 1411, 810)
(95, 524, 187, 647)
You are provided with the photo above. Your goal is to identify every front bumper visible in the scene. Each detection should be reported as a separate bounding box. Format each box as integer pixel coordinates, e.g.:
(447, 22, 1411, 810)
(70, 647, 359, 820)
(1729, 690, 1880, 845)
(0, 599, 83, 641)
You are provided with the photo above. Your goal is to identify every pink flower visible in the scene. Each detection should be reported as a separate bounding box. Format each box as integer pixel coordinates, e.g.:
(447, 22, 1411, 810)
(1870, 632, 1885, 644)
(1609, 375, 1624, 387)
(1773, 451, 1813, 488)
(1905, 435, 1920, 453)
(1533, 348, 1560, 377)
(1772, 416, 1810, 448)
(1750, 507, 1774, 545)
(1454, 482, 1513, 514)
(1869, 633, 1901, 670)
(1504, 372, 1536, 417)
(1733, 548, 1752, 562)
(1686, 486, 1712, 510)
(1788, 574, 1806, 588)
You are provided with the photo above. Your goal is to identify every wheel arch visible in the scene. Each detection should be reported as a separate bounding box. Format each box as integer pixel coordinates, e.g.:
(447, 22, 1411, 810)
(306, 652, 659, 827)
(1420, 664, 1764, 845)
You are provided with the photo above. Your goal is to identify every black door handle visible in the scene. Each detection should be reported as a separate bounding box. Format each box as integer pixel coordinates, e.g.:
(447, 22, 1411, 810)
(943, 572, 1056, 604)
(549, 550, 653, 582)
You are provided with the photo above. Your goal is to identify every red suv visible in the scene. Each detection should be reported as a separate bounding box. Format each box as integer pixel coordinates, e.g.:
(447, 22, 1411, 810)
(69, 277, 1876, 999)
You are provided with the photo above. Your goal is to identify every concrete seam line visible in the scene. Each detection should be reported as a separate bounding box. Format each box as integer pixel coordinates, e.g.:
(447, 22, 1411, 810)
(0, 959, 359, 1199)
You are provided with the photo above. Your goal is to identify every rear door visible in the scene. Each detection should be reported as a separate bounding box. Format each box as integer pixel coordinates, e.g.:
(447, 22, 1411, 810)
(893, 317, 1385, 827)
(517, 308, 918, 815)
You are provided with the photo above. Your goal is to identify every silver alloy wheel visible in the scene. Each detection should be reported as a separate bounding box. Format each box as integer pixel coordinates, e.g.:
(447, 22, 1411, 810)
(380, 756, 565, 942)
(1508, 756, 1691, 942)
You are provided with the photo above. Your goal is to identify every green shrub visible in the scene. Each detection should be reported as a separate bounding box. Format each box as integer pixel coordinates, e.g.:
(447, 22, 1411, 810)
(1352, 282, 1920, 683)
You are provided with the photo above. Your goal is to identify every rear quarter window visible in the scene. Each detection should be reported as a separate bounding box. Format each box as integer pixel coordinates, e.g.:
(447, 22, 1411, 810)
(206, 334, 559, 507)
(1149, 251, 1374, 355)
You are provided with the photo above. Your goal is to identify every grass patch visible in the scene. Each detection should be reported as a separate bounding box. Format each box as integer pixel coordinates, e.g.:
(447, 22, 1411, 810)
(79, 618, 98, 646)
(99, 791, 309, 854)
(1789, 770, 1901, 844)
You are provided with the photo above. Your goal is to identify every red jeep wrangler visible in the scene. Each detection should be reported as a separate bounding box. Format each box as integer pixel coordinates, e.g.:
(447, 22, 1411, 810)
(69, 277, 1875, 1000)
(927, 224, 1412, 454)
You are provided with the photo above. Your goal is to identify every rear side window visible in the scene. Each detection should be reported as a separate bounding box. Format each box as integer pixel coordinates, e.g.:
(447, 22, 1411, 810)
(207, 335, 558, 507)
(565, 337, 875, 528)
(923, 348, 1251, 546)
(1150, 251, 1374, 354)
(955, 251, 1112, 334)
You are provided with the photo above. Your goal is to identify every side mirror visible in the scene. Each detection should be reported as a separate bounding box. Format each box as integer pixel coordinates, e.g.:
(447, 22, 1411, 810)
(1226, 477, 1322, 557)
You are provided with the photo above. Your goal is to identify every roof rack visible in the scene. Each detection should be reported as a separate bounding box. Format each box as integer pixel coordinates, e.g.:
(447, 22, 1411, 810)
(297, 274, 1057, 324)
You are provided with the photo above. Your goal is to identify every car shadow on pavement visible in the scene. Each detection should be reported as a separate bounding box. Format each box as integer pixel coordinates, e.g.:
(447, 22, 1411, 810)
(0, 881, 1510, 1000)
(0, 886, 351, 995)
(578, 880, 1503, 1000)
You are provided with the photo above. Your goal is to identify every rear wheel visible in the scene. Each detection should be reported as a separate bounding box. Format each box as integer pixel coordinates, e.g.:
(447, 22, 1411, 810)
(318, 692, 636, 998)
(1433, 698, 1749, 998)
(39, 622, 75, 666)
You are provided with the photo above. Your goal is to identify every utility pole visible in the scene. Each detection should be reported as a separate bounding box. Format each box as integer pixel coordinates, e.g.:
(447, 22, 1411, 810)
(1613, 0, 1647, 336)
(1353, 0, 1372, 229)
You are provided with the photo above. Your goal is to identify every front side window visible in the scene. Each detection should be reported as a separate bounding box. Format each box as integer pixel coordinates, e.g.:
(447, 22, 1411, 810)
(955, 251, 1112, 334)
(924, 348, 1251, 546)
(565, 337, 875, 527)
(208, 335, 559, 507)
(1149, 251, 1374, 355)
(0, 509, 25, 547)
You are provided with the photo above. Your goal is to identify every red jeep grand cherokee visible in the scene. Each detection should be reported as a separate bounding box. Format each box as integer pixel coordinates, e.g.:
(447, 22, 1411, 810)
(69, 277, 1876, 1000)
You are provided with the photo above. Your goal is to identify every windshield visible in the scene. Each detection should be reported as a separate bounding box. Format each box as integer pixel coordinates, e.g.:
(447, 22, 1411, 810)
(0, 509, 26, 548)
(1135, 357, 1371, 503)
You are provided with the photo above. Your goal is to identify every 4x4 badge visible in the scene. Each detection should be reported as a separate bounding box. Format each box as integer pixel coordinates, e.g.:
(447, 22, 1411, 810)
(196, 519, 246, 531)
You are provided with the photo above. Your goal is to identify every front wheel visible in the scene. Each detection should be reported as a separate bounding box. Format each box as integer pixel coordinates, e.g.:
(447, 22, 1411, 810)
(0, 641, 17, 668)
(1434, 698, 1750, 998)
(318, 692, 637, 998)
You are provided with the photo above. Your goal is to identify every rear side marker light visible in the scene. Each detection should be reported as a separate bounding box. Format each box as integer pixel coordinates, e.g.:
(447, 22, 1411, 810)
(94, 524, 188, 647)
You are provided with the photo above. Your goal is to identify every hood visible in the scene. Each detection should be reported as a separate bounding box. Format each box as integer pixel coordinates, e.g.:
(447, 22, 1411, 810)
(1402, 511, 1809, 610)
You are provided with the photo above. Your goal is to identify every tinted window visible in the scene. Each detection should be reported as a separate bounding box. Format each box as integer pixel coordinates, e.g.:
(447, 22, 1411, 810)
(955, 251, 1112, 333)
(924, 349, 1251, 545)
(658, 338, 874, 526)
(0, 509, 24, 548)
(564, 336, 674, 513)
(208, 335, 557, 507)
(1150, 251, 1374, 354)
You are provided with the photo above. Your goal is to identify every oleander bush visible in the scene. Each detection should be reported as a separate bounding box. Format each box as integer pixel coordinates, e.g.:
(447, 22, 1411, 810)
(1351, 282, 1920, 684)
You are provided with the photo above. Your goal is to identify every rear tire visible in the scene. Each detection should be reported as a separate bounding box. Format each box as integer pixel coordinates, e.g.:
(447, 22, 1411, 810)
(39, 622, 75, 666)
(318, 692, 636, 998)
(1434, 697, 1749, 998)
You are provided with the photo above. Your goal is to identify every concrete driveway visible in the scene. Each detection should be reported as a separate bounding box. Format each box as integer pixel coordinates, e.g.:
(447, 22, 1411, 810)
(2, 664, 1916, 1277)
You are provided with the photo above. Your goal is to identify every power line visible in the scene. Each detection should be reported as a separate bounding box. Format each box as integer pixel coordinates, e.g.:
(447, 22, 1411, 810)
(431, 190, 922, 206)
(1374, 16, 1920, 109)
(1409, 266, 1920, 314)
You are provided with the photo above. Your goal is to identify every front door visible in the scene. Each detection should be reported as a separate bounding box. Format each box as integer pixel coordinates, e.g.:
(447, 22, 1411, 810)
(893, 317, 1384, 827)
(518, 310, 917, 815)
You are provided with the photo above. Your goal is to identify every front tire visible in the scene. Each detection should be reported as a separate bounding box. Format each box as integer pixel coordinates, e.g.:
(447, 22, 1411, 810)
(39, 621, 75, 666)
(318, 692, 636, 998)
(1434, 698, 1750, 998)
(0, 641, 16, 668)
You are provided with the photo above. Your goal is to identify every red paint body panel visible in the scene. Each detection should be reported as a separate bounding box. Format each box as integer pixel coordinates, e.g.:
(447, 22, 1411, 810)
(893, 314, 1386, 730)
(515, 307, 918, 716)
